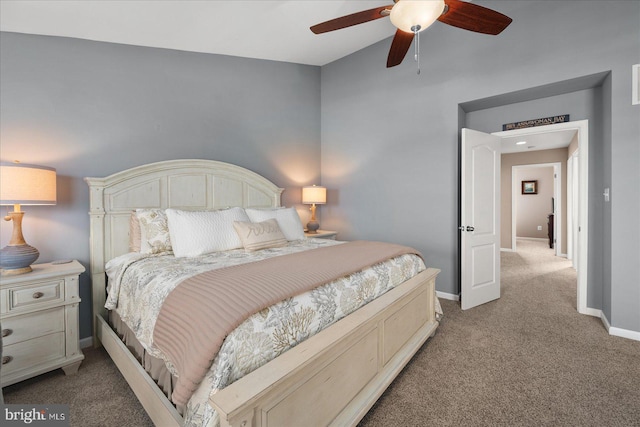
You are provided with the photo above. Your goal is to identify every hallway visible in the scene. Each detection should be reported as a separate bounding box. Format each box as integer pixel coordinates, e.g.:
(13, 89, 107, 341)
(502, 238, 577, 311)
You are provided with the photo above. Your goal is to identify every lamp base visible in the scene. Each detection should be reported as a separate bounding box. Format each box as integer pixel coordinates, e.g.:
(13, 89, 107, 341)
(306, 220, 320, 234)
(0, 244, 39, 276)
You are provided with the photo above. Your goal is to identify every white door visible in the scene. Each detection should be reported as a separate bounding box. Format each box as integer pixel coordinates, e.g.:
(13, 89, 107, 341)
(461, 129, 501, 310)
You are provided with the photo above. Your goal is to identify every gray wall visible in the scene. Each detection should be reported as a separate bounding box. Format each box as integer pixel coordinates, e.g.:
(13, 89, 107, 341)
(0, 33, 321, 339)
(1, 1, 638, 338)
(321, 1, 639, 332)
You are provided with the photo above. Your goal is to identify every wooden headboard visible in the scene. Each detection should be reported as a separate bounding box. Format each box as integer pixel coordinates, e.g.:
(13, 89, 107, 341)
(84, 159, 283, 340)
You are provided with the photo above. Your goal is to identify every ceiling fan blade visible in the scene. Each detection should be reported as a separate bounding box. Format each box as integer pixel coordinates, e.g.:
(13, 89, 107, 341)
(439, 0, 512, 35)
(387, 29, 414, 68)
(310, 5, 393, 34)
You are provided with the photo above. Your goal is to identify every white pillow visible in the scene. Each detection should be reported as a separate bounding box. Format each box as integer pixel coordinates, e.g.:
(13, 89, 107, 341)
(166, 207, 250, 257)
(245, 207, 305, 241)
(233, 219, 288, 251)
(135, 209, 172, 254)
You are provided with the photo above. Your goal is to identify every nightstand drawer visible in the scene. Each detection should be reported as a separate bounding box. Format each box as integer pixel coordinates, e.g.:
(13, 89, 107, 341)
(8, 279, 64, 312)
(2, 332, 65, 376)
(0, 261, 84, 386)
(2, 307, 65, 346)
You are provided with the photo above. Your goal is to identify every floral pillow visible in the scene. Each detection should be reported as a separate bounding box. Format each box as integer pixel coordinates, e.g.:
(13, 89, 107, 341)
(135, 209, 172, 254)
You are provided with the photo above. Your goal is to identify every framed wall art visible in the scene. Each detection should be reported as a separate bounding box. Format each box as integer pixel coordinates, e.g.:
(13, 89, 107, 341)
(522, 180, 538, 195)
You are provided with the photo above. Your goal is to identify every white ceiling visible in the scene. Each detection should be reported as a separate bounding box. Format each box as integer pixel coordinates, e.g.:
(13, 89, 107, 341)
(0, 0, 398, 66)
(500, 129, 577, 154)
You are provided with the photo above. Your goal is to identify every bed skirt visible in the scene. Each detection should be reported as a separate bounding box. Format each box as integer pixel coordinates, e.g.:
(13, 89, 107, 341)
(108, 310, 185, 415)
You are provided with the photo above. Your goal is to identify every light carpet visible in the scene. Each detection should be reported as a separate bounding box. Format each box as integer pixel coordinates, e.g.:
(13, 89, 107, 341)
(4, 239, 639, 426)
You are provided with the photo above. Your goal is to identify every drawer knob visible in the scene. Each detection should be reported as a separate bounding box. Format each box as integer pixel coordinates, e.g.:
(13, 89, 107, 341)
(2, 355, 12, 365)
(32, 291, 45, 299)
(1, 328, 12, 337)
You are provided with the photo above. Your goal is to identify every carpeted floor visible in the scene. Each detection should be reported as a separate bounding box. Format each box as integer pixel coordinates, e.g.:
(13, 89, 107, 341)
(360, 239, 640, 427)
(3, 239, 640, 426)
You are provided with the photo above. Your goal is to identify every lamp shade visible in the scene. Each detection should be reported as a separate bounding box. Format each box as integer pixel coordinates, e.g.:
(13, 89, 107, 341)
(390, 0, 445, 33)
(0, 162, 57, 205)
(302, 186, 326, 205)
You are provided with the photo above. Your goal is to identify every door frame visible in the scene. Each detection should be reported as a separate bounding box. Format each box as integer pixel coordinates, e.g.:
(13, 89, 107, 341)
(493, 120, 589, 315)
(511, 163, 562, 256)
(567, 150, 580, 268)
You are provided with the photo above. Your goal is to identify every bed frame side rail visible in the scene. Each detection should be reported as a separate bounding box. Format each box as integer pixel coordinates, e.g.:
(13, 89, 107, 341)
(96, 314, 183, 426)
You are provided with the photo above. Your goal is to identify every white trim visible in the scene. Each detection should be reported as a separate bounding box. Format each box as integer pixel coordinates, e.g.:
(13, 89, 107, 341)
(600, 312, 640, 342)
(500, 248, 515, 252)
(436, 291, 460, 301)
(609, 327, 640, 342)
(80, 336, 94, 349)
(494, 120, 589, 316)
(601, 311, 611, 330)
(633, 64, 639, 105)
(516, 237, 548, 242)
(583, 307, 602, 318)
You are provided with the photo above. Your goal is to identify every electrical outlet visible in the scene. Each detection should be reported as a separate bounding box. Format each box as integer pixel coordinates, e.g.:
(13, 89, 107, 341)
(537, 226, 543, 231)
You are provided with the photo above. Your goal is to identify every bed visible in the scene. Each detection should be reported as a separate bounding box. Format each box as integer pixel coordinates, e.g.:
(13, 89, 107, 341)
(85, 159, 440, 427)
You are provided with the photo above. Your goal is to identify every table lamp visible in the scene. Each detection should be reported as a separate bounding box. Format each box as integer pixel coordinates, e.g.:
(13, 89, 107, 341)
(0, 162, 57, 275)
(302, 185, 326, 234)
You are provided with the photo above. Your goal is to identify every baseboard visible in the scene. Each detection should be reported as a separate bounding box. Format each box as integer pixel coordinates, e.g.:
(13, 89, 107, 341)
(516, 237, 548, 242)
(436, 291, 460, 301)
(500, 248, 514, 252)
(600, 312, 640, 342)
(609, 327, 640, 341)
(582, 307, 602, 318)
(80, 336, 94, 349)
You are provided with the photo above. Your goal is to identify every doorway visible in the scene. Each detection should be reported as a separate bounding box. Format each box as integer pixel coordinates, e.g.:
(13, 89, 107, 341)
(511, 163, 561, 256)
(493, 120, 589, 314)
(459, 121, 590, 314)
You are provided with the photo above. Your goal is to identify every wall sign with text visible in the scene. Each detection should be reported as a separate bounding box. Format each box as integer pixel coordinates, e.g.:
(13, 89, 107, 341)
(503, 115, 570, 131)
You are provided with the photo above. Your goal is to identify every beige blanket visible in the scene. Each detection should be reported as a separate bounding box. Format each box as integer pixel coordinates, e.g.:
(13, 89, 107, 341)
(153, 240, 422, 406)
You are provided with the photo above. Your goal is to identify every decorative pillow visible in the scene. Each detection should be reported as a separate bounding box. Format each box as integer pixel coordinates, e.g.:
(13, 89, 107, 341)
(136, 209, 172, 254)
(233, 219, 288, 251)
(129, 211, 141, 252)
(245, 207, 305, 241)
(166, 207, 250, 257)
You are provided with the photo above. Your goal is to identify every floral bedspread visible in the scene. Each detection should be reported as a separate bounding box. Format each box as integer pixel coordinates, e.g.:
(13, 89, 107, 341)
(105, 239, 440, 427)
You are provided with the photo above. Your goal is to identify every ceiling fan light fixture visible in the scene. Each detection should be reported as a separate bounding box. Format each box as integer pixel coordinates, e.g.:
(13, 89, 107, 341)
(390, 0, 446, 33)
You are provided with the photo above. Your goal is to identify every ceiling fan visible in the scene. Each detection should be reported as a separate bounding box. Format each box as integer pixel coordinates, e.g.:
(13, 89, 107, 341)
(310, 0, 512, 69)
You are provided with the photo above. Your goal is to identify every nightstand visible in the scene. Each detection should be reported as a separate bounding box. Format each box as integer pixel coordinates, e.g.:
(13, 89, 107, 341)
(1, 260, 85, 387)
(304, 230, 338, 240)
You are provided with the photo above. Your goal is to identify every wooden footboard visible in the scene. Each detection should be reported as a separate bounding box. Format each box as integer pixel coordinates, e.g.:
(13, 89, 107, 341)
(210, 267, 440, 427)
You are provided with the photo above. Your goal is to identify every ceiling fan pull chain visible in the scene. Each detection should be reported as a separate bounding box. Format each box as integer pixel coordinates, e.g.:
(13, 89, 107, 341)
(411, 25, 421, 75)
